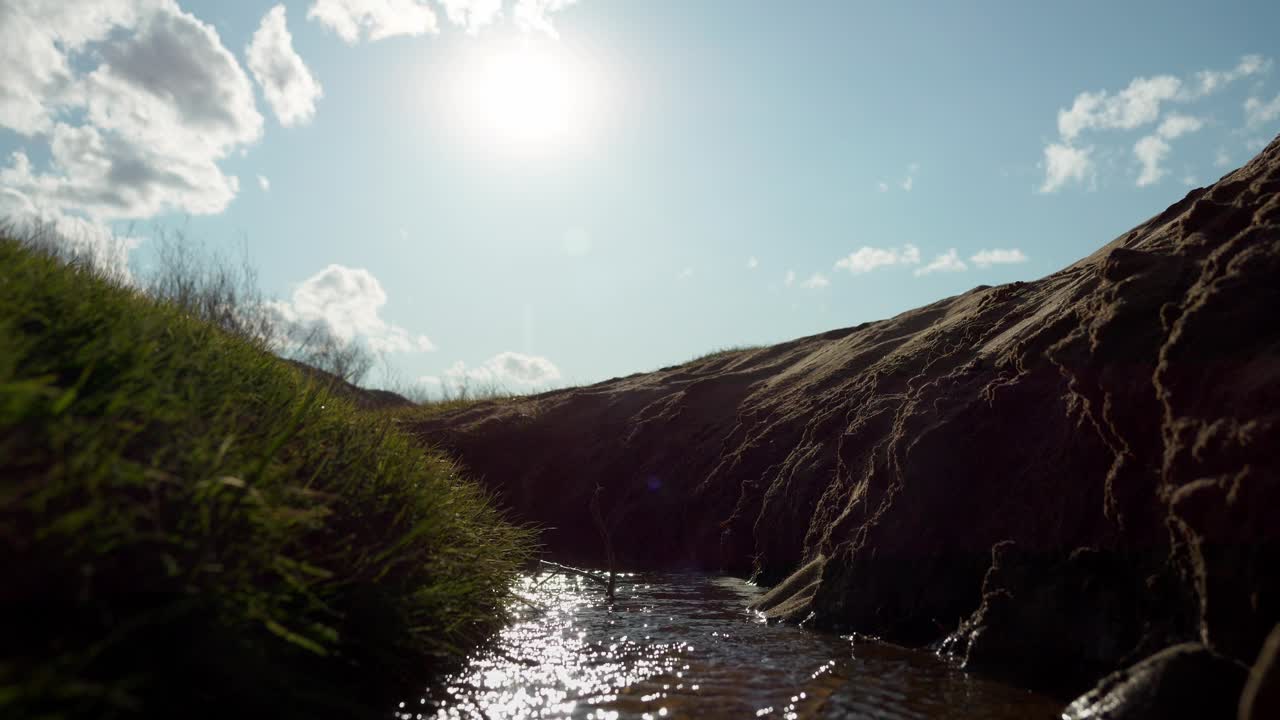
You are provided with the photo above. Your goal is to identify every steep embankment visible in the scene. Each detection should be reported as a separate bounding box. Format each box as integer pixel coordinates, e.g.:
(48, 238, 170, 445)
(409, 136, 1279, 701)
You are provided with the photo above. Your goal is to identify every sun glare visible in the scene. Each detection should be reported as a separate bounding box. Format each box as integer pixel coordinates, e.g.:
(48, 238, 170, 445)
(456, 42, 595, 151)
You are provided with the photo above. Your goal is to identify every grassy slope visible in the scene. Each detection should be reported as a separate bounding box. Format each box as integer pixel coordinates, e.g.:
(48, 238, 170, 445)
(0, 238, 532, 719)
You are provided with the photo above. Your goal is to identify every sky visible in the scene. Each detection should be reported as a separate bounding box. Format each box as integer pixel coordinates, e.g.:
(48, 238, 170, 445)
(2, 0, 1279, 394)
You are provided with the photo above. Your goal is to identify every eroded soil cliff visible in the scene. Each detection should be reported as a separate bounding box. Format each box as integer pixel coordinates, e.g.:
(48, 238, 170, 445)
(409, 135, 1279, 699)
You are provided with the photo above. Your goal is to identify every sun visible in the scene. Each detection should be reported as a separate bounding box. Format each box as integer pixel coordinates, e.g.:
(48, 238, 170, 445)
(455, 42, 595, 151)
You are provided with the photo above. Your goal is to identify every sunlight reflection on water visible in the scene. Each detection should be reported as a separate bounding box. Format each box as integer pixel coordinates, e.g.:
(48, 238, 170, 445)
(407, 572, 1062, 719)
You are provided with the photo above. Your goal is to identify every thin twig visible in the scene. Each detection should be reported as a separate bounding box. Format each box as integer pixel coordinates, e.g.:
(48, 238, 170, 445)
(528, 566, 562, 590)
(537, 560, 611, 589)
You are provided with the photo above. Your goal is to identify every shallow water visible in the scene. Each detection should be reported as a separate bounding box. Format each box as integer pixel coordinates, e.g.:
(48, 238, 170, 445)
(408, 572, 1063, 719)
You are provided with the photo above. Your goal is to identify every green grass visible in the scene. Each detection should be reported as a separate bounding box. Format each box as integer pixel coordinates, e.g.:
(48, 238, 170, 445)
(0, 237, 533, 719)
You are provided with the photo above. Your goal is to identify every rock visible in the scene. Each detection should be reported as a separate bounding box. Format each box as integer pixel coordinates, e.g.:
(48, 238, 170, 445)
(408, 134, 1280, 690)
(1240, 625, 1280, 720)
(1063, 643, 1247, 720)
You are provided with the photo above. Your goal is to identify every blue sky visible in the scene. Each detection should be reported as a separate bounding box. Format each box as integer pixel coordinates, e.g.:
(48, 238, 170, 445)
(2, 0, 1278, 393)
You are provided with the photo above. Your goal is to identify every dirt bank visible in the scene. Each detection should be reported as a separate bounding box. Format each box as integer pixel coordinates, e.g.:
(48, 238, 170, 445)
(409, 134, 1279, 702)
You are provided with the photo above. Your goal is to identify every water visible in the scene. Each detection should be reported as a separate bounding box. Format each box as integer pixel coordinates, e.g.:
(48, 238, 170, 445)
(409, 572, 1064, 719)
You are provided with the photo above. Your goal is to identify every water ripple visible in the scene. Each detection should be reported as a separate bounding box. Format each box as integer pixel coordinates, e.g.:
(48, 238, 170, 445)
(408, 573, 1062, 719)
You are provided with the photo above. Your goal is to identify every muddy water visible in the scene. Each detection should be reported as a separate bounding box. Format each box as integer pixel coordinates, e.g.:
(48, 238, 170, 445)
(409, 573, 1063, 719)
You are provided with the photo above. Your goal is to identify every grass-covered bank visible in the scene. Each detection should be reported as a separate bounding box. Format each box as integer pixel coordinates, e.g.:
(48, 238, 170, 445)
(0, 236, 533, 718)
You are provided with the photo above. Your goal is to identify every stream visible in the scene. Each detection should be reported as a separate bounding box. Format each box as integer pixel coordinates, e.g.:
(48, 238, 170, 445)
(408, 572, 1064, 719)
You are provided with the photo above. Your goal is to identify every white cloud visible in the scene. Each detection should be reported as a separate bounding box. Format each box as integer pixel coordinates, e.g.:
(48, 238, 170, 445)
(1187, 54, 1271, 98)
(1130, 113, 1204, 188)
(784, 269, 796, 287)
(83, 8, 263, 156)
(877, 181, 889, 192)
(1214, 148, 1232, 168)
(0, 0, 148, 135)
(1057, 75, 1182, 142)
(799, 272, 829, 289)
(439, 0, 503, 33)
(258, 174, 271, 191)
(1039, 142, 1094, 193)
(1245, 93, 1280, 129)
(270, 264, 435, 354)
(444, 352, 561, 389)
(0, 0, 263, 221)
(970, 248, 1028, 267)
(1156, 113, 1203, 139)
(914, 249, 967, 277)
(746, 255, 759, 269)
(677, 266, 694, 280)
(307, 0, 438, 43)
(513, 0, 580, 38)
(1041, 55, 1269, 192)
(247, 5, 323, 127)
(834, 244, 921, 274)
(1134, 134, 1171, 187)
(416, 375, 442, 386)
(1237, 54, 1270, 75)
